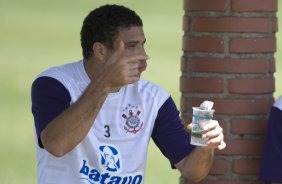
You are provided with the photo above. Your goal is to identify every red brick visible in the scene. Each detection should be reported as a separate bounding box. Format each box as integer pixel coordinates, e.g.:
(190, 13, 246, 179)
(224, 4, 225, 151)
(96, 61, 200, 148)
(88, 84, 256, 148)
(232, 0, 277, 12)
(191, 17, 272, 33)
(180, 96, 187, 113)
(272, 18, 278, 32)
(228, 78, 275, 94)
(217, 118, 228, 134)
(184, 0, 226, 11)
(232, 119, 268, 134)
(180, 56, 187, 72)
(191, 180, 263, 184)
(183, 58, 268, 74)
(180, 77, 224, 93)
(230, 38, 276, 53)
(183, 15, 189, 31)
(210, 159, 228, 174)
(183, 36, 224, 52)
(186, 98, 273, 115)
(232, 159, 261, 174)
(269, 58, 276, 73)
(216, 140, 263, 155)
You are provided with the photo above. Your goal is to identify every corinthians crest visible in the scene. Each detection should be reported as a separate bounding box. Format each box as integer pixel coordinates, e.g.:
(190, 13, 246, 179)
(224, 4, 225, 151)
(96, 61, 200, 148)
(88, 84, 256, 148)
(122, 104, 143, 134)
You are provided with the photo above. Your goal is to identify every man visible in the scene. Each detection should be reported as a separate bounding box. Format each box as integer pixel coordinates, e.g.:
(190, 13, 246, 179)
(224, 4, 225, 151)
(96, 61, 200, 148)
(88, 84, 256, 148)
(31, 4, 225, 184)
(260, 95, 282, 183)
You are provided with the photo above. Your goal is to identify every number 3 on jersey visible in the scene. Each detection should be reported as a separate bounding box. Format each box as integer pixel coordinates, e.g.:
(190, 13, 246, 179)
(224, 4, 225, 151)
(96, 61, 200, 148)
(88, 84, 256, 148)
(104, 125, 111, 138)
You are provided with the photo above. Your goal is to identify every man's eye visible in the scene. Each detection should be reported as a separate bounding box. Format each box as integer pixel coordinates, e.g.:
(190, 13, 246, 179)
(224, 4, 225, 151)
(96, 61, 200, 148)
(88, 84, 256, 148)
(128, 44, 135, 48)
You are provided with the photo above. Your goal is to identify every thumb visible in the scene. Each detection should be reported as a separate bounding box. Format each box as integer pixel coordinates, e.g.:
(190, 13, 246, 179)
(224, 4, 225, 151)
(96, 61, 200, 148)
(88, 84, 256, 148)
(113, 39, 125, 56)
(218, 140, 226, 150)
(105, 40, 125, 66)
(186, 123, 192, 133)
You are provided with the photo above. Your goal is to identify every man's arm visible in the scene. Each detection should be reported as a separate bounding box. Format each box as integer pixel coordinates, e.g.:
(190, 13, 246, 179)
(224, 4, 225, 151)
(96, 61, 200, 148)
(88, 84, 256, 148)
(39, 78, 109, 157)
(151, 95, 225, 182)
(175, 147, 213, 182)
(175, 120, 226, 182)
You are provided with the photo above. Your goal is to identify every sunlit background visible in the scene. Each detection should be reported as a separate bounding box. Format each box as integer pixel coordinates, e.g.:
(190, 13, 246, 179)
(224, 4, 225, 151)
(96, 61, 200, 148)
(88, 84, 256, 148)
(0, 0, 280, 183)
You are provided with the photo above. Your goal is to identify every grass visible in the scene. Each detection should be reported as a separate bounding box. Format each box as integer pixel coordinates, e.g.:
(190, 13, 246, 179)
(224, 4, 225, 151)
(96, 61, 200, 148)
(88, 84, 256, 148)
(0, 0, 280, 184)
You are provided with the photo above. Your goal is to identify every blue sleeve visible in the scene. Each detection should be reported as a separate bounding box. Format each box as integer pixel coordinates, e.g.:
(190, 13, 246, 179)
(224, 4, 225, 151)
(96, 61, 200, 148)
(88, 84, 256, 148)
(151, 96, 195, 167)
(260, 107, 282, 182)
(31, 76, 71, 148)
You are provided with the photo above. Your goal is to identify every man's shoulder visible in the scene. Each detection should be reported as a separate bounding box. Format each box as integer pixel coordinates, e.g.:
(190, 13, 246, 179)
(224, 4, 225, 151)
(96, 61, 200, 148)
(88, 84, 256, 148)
(33, 60, 84, 93)
(38, 60, 81, 78)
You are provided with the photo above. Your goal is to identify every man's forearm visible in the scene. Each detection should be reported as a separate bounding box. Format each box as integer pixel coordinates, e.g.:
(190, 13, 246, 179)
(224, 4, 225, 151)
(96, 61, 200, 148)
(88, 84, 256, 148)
(40, 80, 109, 157)
(176, 147, 214, 182)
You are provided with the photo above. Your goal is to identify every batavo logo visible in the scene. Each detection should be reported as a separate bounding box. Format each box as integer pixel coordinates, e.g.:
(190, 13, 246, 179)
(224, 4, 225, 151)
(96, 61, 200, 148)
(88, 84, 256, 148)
(79, 160, 143, 184)
(79, 144, 143, 184)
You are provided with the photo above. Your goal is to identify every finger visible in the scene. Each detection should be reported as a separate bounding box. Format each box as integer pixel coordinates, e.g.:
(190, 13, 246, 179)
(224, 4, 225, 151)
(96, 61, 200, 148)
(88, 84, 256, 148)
(113, 40, 125, 60)
(105, 40, 125, 65)
(121, 67, 141, 83)
(123, 63, 140, 77)
(203, 120, 219, 132)
(138, 60, 147, 72)
(113, 38, 125, 51)
(206, 133, 224, 147)
(187, 123, 192, 132)
(128, 62, 140, 69)
(206, 132, 223, 144)
(218, 141, 226, 150)
(203, 125, 223, 139)
(125, 54, 149, 64)
(128, 68, 140, 77)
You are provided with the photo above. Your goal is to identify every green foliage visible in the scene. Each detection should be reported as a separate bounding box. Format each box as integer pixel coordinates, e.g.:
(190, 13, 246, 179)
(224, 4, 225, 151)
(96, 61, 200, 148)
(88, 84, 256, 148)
(0, 0, 280, 183)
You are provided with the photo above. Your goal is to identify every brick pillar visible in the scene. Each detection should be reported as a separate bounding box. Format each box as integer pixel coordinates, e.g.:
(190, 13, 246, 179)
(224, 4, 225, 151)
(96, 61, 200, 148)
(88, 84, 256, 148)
(180, 0, 277, 183)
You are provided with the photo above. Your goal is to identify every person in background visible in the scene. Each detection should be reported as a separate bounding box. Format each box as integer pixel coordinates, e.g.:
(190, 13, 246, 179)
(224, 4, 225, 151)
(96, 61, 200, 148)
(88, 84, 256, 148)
(31, 4, 225, 184)
(260, 95, 282, 184)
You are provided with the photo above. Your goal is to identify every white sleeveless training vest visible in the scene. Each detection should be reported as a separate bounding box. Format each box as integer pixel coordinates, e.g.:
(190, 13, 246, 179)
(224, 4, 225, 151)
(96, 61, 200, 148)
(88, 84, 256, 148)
(35, 60, 169, 184)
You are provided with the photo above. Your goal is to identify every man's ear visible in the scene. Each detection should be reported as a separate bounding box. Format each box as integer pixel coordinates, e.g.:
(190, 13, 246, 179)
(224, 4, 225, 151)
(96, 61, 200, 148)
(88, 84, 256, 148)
(92, 42, 106, 60)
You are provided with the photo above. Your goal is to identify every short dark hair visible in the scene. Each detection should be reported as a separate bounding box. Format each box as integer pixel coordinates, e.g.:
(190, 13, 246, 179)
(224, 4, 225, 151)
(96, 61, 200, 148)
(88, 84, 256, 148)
(80, 4, 143, 59)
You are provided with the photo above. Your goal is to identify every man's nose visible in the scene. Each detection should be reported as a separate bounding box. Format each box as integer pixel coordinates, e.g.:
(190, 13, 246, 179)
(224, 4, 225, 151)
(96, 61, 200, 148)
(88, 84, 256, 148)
(140, 48, 149, 60)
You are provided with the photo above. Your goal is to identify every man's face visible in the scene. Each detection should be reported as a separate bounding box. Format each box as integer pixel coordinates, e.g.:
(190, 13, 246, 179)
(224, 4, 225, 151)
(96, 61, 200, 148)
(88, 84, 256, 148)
(113, 26, 148, 76)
